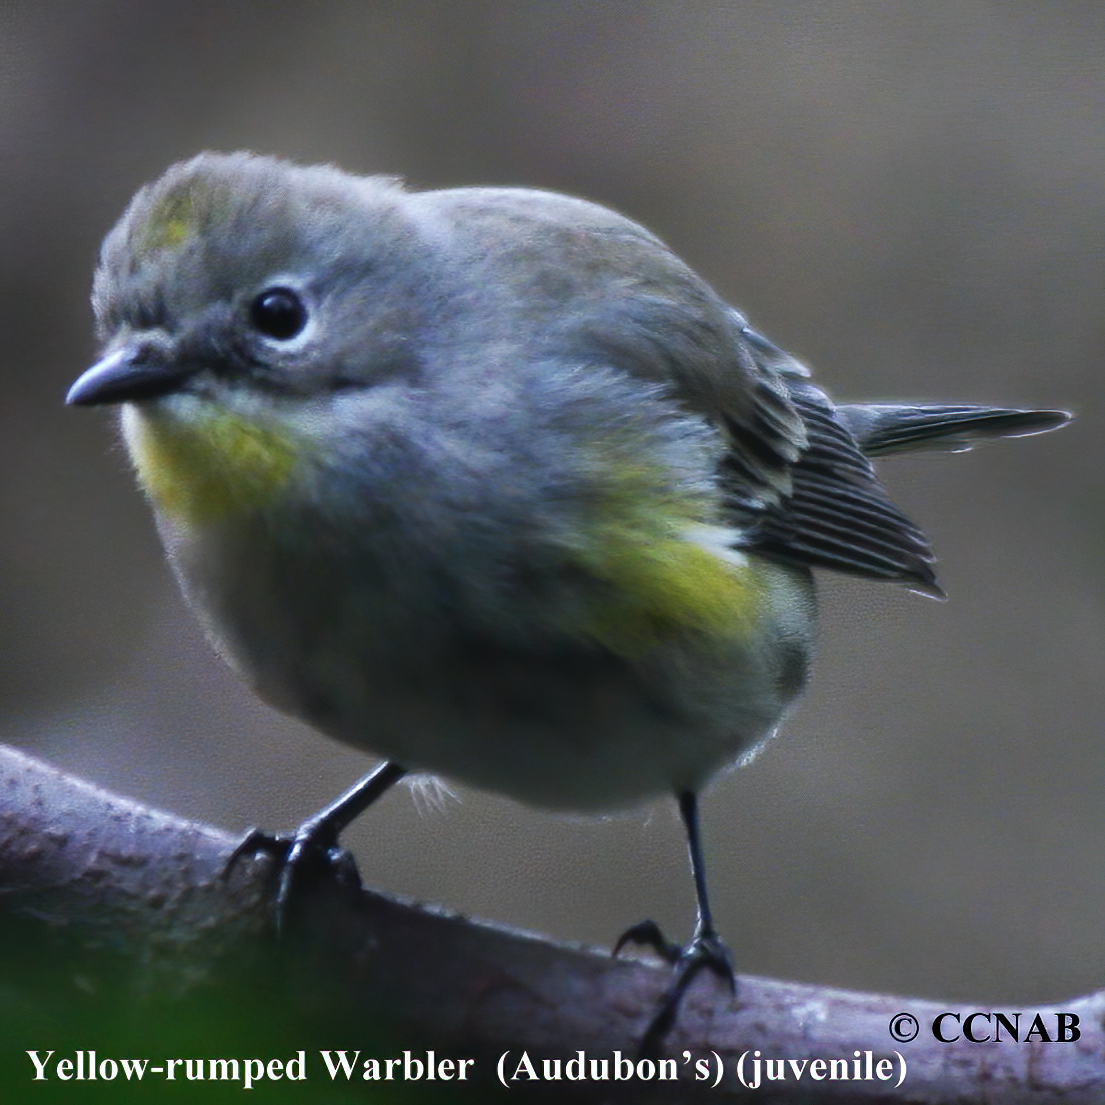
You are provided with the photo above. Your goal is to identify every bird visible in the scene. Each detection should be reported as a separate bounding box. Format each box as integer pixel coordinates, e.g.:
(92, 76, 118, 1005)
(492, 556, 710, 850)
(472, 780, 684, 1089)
(66, 151, 1069, 1051)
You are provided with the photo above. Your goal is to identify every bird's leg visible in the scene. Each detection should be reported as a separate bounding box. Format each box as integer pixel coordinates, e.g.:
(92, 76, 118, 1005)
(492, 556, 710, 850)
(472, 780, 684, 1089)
(224, 759, 407, 932)
(617, 790, 736, 1056)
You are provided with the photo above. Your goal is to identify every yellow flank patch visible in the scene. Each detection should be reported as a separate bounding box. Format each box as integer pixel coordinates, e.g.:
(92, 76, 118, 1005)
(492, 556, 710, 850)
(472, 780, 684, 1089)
(569, 457, 761, 658)
(122, 403, 299, 524)
(579, 530, 762, 658)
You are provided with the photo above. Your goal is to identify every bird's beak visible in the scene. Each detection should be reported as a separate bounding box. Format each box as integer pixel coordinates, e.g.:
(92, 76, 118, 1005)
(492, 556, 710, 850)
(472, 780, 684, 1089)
(66, 342, 187, 407)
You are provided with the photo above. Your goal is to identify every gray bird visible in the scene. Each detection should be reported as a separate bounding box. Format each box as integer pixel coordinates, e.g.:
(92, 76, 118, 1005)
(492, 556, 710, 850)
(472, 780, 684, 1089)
(67, 152, 1069, 1049)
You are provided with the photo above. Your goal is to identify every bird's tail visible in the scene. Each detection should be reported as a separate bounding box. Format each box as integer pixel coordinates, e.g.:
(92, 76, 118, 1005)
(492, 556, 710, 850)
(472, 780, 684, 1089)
(838, 404, 1070, 457)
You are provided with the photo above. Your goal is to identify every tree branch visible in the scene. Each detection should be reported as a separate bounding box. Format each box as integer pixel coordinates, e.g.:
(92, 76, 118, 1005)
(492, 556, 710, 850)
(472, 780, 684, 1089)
(0, 741, 1100, 1102)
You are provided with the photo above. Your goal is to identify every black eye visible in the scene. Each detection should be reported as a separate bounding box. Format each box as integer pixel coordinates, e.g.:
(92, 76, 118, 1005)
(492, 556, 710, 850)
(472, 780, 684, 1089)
(249, 287, 308, 340)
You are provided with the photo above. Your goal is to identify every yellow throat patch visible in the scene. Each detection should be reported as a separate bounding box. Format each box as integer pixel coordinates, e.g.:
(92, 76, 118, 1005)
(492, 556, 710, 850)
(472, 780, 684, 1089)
(122, 401, 299, 525)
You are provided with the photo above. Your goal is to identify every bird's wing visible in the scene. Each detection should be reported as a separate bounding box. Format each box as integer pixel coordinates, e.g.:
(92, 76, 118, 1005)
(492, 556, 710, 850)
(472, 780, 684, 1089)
(723, 324, 942, 595)
(573, 281, 941, 592)
(571, 294, 810, 513)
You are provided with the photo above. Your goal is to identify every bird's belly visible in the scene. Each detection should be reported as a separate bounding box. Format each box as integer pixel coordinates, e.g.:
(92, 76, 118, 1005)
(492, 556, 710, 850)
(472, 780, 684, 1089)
(168, 516, 816, 813)
(299, 634, 801, 811)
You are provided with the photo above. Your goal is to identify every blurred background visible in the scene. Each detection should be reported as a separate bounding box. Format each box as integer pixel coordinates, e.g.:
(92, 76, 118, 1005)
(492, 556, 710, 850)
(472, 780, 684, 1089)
(2, 0, 1102, 1008)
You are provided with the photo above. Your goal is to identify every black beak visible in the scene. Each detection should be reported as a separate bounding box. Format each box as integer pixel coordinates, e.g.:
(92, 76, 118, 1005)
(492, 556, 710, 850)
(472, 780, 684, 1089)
(66, 343, 188, 406)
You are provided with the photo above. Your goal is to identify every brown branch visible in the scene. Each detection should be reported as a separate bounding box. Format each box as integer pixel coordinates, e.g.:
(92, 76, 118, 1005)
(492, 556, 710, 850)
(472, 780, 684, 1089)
(0, 740, 1101, 1102)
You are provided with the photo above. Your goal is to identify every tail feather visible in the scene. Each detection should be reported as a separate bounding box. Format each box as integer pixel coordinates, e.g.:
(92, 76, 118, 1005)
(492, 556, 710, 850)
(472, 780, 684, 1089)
(838, 404, 1070, 457)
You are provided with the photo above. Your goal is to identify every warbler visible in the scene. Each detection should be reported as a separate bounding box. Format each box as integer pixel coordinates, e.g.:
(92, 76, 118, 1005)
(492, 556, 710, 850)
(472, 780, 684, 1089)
(67, 152, 1068, 1049)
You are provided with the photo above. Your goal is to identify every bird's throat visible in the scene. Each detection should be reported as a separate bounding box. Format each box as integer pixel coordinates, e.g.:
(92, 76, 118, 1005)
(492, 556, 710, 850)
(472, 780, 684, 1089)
(122, 401, 300, 525)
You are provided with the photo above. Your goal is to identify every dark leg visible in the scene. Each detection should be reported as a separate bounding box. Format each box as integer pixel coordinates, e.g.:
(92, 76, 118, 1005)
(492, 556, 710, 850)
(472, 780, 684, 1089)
(617, 790, 735, 1055)
(226, 759, 407, 932)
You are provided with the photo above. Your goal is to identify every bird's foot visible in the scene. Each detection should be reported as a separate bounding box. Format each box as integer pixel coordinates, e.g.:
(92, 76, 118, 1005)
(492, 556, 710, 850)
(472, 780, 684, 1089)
(221, 762, 405, 933)
(619, 923, 735, 1058)
(221, 815, 361, 935)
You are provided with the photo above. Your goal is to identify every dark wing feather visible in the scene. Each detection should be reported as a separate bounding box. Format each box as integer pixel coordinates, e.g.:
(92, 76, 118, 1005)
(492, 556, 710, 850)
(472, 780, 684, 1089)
(838, 404, 1070, 456)
(724, 325, 942, 594)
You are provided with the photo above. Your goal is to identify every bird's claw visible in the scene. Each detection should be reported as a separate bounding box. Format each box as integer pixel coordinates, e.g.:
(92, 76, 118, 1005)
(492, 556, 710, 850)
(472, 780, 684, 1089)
(221, 821, 361, 935)
(222, 826, 292, 878)
(637, 928, 736, 1058)
(678, 928, 736, 994)
(613, 919, 683, 964)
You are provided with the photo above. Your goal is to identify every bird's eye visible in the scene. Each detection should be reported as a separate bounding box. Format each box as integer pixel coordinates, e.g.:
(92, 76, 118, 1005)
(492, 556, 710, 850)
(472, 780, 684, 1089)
(249, 287, 308, 340)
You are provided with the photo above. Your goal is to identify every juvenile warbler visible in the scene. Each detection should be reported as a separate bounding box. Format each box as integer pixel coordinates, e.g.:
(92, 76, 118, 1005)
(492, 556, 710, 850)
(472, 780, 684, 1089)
(67, 152, 1068, 1048)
